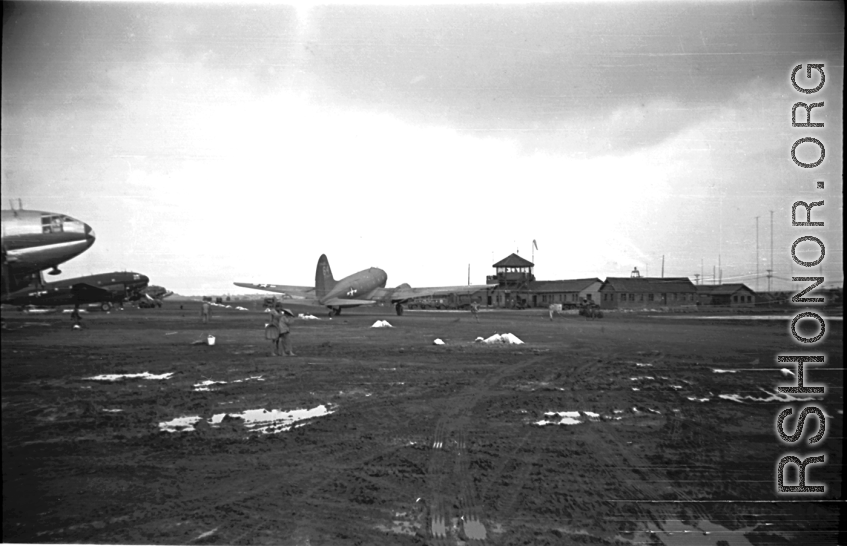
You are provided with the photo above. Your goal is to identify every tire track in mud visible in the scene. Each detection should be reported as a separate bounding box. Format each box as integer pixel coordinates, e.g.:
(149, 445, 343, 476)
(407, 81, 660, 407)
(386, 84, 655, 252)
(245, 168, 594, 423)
(425, 355, 545, 544)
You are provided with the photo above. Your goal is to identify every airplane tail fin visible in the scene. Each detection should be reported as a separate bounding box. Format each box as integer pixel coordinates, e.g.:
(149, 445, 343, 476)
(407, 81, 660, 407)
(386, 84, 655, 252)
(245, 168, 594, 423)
(315, 254, 337, 300)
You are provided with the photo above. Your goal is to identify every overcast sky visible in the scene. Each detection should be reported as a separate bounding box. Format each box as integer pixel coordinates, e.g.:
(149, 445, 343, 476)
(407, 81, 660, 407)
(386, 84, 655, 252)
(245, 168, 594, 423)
(2, 1, 843, 295)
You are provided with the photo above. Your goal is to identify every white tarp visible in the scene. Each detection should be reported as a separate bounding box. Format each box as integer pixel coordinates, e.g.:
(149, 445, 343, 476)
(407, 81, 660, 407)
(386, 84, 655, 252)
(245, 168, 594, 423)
(482, 333, 524, 344)
(372, 320, 393, 328)
(433, 338, 445, 345)
(298, 314, 320, 320)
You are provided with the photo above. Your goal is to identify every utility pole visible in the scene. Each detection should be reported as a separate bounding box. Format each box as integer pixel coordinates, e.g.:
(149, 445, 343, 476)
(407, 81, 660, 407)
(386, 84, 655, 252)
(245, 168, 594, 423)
(713, 265, 716, 285)
(755, 216, 760, 291)
(718, 254, 722, 285)
(661, 255, 665, 278)
(768, 210, 774, 292)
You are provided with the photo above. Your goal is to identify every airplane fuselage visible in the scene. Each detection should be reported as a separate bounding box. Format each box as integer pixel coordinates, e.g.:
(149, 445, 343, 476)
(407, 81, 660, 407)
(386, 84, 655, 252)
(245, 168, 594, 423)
(320, 267, 387, 306)
(1, 210, 96, 293)
(3, 272, 149, 307)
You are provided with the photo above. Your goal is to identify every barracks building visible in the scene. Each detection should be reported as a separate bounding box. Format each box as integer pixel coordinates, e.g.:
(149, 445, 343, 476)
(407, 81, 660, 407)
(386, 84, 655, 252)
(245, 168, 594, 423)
(483, 253, 757, 310)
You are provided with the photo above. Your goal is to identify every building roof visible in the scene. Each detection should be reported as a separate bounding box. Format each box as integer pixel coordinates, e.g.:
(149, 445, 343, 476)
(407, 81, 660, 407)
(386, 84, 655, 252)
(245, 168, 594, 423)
(600, 277, 696, 293)
(695, 283, 755, 296)
(492, 253, 534, 268)
(528, 278, 602, 293)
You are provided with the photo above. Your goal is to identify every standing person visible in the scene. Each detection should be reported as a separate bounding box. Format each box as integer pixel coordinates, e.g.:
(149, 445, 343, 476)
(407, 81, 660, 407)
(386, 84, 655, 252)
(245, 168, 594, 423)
(470, 300, 480, 322)
(70, 303, 83, 328)
(200, 300, 211, 323)
(268, 303, 296, 356)
(548, 304, 555, 321)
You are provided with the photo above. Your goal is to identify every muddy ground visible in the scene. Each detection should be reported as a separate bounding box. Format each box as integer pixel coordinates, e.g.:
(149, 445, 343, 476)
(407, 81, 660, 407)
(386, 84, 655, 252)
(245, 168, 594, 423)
(2, 304, 843, 545)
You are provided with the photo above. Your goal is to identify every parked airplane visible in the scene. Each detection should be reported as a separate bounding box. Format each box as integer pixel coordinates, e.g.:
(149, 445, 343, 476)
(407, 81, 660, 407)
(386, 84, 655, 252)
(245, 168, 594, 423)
(235, 254, 495, 316)
(3, 271, 149, 311)
(1, 205, 96, 298)
(138, 285, 174, 308)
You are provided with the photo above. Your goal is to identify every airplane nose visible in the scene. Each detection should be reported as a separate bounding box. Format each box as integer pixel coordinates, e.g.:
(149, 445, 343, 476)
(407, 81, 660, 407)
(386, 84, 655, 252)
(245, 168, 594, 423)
(84, 223, 96, 244)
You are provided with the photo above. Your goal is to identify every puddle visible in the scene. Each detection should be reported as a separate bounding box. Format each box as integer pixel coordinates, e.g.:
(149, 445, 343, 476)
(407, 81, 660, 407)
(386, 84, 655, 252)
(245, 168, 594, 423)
(431, 515, 447, 538)
(719, 389, 819, 403)
(85, 372, 174, 381)
(687, 396, 710, 402)
(462, 516, 486, 539)
(652, 315, 843, 321)
(712, 369, 737, 374)
(633, 519, 755, 546)
(192, 376, 264, 391)
(194, 380, 227, 391)
(159, 404, 335, 433)
(583, 411, 600, 421)
(635, 362, 653, 367)
(102, 409, 123, 413)
(536, 411, 583, 426)
(159, 415, 201, 432)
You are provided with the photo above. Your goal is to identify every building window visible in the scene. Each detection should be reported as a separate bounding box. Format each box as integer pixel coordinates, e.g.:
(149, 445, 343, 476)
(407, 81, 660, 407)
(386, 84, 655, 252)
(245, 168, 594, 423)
(648, 293, 654, 302)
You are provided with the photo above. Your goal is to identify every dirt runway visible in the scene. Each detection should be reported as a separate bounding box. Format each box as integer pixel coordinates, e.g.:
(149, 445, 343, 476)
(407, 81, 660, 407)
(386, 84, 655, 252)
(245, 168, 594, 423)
(2, 304, 843, 545)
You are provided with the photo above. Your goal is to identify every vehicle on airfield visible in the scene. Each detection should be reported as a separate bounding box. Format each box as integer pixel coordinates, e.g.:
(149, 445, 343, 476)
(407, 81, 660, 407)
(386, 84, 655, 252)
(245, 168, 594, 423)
(3, 271, 150, 311)
(1, 204, 96, 300)
(234, 254, 496, 316)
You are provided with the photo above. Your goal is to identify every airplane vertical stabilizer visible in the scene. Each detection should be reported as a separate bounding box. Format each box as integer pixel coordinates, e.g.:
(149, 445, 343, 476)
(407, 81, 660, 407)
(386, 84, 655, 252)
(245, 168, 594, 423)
(315, 254, 337, 300)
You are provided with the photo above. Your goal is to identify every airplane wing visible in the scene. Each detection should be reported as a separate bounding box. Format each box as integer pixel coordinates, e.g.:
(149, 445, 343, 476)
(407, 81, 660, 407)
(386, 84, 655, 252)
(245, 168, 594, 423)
(389, 284, 496, 302)
(321, 297, 378, 307)
(71, 282, 113, 301)
(233, 282, 315, 298)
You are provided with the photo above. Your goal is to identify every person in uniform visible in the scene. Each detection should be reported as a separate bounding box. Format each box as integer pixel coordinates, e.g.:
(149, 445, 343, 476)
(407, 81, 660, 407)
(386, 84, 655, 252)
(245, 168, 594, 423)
(267, 303, 296, 356)
(470, 301, 480, 322)
(201, 301, 211, 323)
(70, 303, 83, 328)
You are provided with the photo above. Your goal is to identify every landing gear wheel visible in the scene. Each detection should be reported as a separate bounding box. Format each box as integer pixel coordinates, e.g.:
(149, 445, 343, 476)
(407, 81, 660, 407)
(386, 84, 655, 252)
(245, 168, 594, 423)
(100, 302, 112, 312)
(395, 303, 404, 316)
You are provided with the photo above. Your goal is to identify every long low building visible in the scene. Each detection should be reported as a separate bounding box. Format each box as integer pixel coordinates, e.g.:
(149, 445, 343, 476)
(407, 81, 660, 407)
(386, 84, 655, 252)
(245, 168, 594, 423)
(696, 283, 756, 307)
(524, 278, 602, 308)
(599, 277, 697, 309)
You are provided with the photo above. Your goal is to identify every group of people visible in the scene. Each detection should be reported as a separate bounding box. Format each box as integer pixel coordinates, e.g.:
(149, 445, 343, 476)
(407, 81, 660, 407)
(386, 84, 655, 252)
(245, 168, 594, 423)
(266, 303, 296, 357)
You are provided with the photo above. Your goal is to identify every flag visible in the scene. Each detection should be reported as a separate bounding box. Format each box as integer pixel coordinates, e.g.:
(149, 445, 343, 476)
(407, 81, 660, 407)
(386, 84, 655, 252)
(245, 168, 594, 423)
(533, 239, 538, 250)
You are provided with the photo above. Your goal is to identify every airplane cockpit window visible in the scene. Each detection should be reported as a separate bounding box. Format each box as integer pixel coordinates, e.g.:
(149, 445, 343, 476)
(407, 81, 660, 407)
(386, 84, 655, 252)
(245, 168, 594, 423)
(41, 215, 64, 234)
